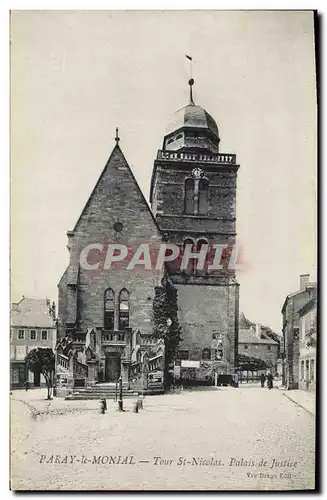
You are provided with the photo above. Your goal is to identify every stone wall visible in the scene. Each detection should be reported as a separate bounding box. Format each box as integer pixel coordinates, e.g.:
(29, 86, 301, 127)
(175, 282, 239, 373)
(152, 163, 237, 223)
(283, 290, 312, 389)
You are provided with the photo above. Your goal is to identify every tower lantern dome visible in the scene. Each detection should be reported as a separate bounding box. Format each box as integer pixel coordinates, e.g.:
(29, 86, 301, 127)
(163, 79, 220, 153)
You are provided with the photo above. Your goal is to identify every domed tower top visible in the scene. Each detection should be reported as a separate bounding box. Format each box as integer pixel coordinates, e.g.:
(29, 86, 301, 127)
(163, 79, 220, 154)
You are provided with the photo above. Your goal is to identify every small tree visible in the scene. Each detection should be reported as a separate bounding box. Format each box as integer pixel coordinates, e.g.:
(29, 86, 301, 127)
(25, 348, 55, 400)
(236, 354, 267, 377)
(153, 273, 182, 388)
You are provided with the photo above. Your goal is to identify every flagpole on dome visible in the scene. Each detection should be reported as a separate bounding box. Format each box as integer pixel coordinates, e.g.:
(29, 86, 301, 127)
(185, 54, 195, 105)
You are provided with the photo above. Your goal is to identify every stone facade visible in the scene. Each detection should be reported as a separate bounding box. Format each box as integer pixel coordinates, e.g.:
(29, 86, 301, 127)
(57, 82, 240, 391)
(281, 274, 316, 390)
(150, 89, 240, 377)
(10, 297, 56, 388)
(298, 294, 316, 392)
(175, 283, 239, 371)
(57, 145, 164, 394)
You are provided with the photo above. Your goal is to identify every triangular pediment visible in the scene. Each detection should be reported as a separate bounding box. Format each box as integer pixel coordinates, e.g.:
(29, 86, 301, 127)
(73, 144, 160, 238)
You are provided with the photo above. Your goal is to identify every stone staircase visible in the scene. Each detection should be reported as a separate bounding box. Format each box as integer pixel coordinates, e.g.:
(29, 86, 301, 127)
(65, 384, 164, 400)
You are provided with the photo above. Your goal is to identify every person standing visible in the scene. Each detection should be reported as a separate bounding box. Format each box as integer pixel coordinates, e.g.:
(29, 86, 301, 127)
(260, 373, 266, 388)
(267, 372, 273, 390)
(233, 372, 239, 388)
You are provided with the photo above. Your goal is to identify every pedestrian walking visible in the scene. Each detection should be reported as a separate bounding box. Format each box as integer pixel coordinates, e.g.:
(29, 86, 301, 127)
(267, 372, 273, 390)
(260, 373, 266, 388)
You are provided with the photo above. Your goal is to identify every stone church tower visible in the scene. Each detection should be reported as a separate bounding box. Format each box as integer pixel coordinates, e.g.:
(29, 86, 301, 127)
(150, 79, 240, 374)
(56, 79, 240, 395)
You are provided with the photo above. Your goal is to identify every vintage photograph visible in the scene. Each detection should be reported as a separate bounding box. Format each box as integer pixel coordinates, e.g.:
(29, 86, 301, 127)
(10, 10, 317, 491)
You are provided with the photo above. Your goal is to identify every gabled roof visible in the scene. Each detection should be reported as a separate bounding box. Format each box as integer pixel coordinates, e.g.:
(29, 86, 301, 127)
(73, 143, 161, 234)
(281, 282, 317, 314)
(239, 312, 249, 329)
(239, 328, 278, 345)
(11, 297, 56, 328)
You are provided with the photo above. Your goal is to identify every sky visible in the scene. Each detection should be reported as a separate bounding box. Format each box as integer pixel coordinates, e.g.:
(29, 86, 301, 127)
(10, 10, 317, 333)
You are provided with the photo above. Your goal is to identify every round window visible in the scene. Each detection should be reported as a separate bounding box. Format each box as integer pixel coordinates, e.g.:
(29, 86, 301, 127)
(113, 221, 123, 233)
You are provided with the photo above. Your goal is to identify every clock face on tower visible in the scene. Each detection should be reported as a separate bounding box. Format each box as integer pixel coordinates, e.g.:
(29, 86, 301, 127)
(192, 167, 204, 180)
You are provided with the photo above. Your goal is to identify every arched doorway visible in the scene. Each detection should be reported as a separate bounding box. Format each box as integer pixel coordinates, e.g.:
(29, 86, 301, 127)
(105, 352, 121, 382)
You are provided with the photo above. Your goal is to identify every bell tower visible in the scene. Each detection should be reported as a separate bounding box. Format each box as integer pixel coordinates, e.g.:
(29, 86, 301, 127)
(150, 79, 240, 373)
(150, 79, 240, 281)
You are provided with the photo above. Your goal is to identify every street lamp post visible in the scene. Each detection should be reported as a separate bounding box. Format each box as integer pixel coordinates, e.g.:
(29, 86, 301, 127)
(118, 375, 123, 412)
(53, 315, 61, 397)
(166, 318, 172, 388)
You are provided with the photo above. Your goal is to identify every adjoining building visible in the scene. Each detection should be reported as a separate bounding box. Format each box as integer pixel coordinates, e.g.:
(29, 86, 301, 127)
(10, 297, 56, 388)
(276, 340, 285, 378)
(281, 274, 316, 390)
(238, 323, 279, 376)
(56, 79, 240, 394)
(298, 292, 317, 392)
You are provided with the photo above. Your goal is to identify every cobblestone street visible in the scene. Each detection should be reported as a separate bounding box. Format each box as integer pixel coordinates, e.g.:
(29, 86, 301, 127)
(10, 386, 315, 491)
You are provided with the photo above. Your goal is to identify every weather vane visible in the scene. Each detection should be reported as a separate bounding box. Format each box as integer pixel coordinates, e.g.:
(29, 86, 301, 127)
(186, 54, 193, 78)
(186, 55, 195, 104)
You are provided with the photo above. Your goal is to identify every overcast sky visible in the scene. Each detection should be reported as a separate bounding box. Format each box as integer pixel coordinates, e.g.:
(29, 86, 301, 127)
(10, 10, 317, 332)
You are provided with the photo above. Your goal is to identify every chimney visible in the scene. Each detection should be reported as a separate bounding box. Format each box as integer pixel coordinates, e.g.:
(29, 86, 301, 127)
(300, 274, 310, 290)
(255, 323, 261, 339)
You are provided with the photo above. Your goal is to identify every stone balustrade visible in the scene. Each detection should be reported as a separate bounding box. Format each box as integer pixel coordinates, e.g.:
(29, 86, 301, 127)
(156, 149, 237, 165)
(57, 353, 69, 370)
(73, 359, 88, 377)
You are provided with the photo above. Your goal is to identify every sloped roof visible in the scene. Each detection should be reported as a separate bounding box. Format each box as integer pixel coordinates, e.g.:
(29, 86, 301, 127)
(239, 328, 278, 345)
(11, 297, 56, 328)
(239, 312, 250, 329)
(281, 282, 317, 313)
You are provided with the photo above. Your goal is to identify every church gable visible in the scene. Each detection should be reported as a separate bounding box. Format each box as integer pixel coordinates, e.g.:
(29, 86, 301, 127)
(73, 144, 160, 239)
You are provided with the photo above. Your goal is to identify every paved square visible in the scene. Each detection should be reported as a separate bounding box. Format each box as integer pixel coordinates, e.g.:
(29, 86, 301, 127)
(10, 386, 315, 491)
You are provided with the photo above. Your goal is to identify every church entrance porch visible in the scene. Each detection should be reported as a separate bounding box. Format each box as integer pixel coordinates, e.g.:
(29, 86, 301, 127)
(105, 352, 121, 382)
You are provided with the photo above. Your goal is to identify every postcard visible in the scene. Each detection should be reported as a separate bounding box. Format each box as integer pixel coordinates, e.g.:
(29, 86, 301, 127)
(10, 10, 317, 491)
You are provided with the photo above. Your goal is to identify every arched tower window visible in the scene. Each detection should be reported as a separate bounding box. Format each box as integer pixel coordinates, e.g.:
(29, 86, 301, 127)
(104, 289, 115, 330)
(119, 289, 130, 330)
(184, 178, 194, 214)
(198, 178, 209, 215)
